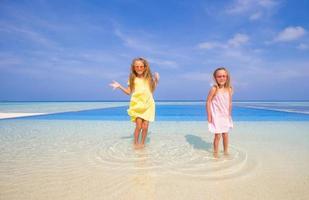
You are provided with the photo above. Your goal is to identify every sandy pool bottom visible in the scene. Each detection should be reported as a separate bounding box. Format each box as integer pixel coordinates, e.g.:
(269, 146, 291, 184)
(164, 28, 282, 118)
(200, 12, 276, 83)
(0, 120, 308, 200)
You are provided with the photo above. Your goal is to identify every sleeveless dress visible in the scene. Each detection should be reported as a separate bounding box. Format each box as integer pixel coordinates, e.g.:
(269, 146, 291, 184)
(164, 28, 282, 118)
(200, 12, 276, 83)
(208, 90, 233, 133)
(127, 78, 155, 122)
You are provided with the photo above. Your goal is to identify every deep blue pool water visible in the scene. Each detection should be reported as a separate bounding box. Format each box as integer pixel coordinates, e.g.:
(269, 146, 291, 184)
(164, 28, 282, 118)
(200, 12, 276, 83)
(4, 105, 309, 121)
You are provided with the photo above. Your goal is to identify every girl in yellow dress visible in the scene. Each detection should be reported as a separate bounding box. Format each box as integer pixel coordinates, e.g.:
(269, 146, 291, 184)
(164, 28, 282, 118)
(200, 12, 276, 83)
(110, 57, 159, 148)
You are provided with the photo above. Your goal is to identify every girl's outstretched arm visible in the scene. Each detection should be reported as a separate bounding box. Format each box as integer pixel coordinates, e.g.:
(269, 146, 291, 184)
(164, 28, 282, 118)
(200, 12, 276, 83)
(206, 86, 216, 123)
(109, 81, 131, 95)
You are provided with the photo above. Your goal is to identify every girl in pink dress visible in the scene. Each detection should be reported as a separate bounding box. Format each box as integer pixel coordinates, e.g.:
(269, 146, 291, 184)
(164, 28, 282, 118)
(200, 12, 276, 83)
(206, 67, 233, 157)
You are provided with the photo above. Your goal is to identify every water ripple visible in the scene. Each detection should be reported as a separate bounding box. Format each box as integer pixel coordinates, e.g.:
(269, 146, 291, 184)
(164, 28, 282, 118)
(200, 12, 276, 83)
(87, 134, 252, 180)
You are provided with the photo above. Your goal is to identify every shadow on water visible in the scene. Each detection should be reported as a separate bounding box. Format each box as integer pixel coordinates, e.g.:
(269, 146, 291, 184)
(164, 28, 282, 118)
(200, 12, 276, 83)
(185, 134, 212, 151)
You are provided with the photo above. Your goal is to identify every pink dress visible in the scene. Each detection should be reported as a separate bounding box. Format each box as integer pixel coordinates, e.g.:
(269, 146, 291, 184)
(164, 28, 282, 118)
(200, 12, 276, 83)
(208, 90, 233, 133)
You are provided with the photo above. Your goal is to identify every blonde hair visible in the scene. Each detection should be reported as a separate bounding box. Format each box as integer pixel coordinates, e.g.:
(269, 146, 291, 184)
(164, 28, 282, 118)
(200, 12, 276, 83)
(213, 67, 232, 89)
(129, 57, 155, 92)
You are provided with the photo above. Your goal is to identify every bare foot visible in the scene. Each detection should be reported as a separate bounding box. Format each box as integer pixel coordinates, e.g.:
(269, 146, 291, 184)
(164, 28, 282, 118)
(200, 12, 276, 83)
(133, 143, 139, 149)
(134, 143, 144, 149)
(213, 152, 219, 158)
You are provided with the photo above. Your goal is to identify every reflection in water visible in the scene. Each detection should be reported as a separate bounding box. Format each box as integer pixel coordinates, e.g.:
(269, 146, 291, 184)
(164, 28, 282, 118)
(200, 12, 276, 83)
(132, 147, 155, 199)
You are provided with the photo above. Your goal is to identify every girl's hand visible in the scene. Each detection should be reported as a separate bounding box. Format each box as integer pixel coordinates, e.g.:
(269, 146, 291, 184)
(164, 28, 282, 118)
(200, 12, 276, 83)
(154, 72, 160, 82)
(109, 81, 121, 90)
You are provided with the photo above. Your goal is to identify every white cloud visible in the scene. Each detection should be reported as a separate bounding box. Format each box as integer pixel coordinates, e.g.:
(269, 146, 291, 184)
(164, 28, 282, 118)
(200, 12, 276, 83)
(197, 42, 224, 50)
(226, 0, 277, 14)
(198, 33, 249, 50)
(114, 29, 140, 49)
(226, 0, 255, 14)
(226, 0, 278, 21)
(0, 23, 58, 48)
(249, 12, 262, 20)
(274, 26, 306, 42)
(149, 58, 179, 69)
(113, 28, 173, 56)
(297, 43, 309, 50)
(228, 33, 249, 47)
(223, 48, 255, 63)
(258, 0, 277, 8)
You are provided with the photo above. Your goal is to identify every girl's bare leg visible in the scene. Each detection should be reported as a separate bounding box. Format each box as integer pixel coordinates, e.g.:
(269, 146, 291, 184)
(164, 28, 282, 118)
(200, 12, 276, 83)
(213, 133, 221, 157)
(141, 120, 149, 146)
(134, 118, 143, 145)
(222, 133, 229, 154)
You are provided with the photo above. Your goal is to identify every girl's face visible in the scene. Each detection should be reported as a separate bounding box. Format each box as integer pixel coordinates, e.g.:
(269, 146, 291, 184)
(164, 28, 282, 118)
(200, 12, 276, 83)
(134, 60, 145, 76)
(215, 69, 228, 86)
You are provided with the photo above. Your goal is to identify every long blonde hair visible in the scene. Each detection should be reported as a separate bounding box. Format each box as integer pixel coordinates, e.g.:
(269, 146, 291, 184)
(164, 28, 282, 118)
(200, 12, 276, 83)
(213, 67, 232, 89)
(129, 57, 155, 92)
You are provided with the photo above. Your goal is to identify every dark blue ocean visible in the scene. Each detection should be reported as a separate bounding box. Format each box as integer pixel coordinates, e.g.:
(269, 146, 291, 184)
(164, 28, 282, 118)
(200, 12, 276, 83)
(2, 102, 309, 121)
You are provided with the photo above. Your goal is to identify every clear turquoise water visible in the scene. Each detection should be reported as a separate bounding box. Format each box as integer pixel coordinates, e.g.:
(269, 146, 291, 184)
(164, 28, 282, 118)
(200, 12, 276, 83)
(1, 101, 309, 121)
(1, 102, 309, 199)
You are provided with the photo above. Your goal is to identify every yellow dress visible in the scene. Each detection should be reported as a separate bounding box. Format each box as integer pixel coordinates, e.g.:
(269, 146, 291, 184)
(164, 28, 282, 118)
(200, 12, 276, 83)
(127, 77, 155, 122)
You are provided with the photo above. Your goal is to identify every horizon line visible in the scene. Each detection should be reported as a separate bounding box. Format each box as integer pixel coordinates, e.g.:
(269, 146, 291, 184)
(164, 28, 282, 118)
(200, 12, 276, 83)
(1, 99, 309, 102)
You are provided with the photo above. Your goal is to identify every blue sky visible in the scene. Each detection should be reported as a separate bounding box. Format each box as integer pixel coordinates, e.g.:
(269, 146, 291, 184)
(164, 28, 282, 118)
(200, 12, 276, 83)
(0, 0, 308, 101)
